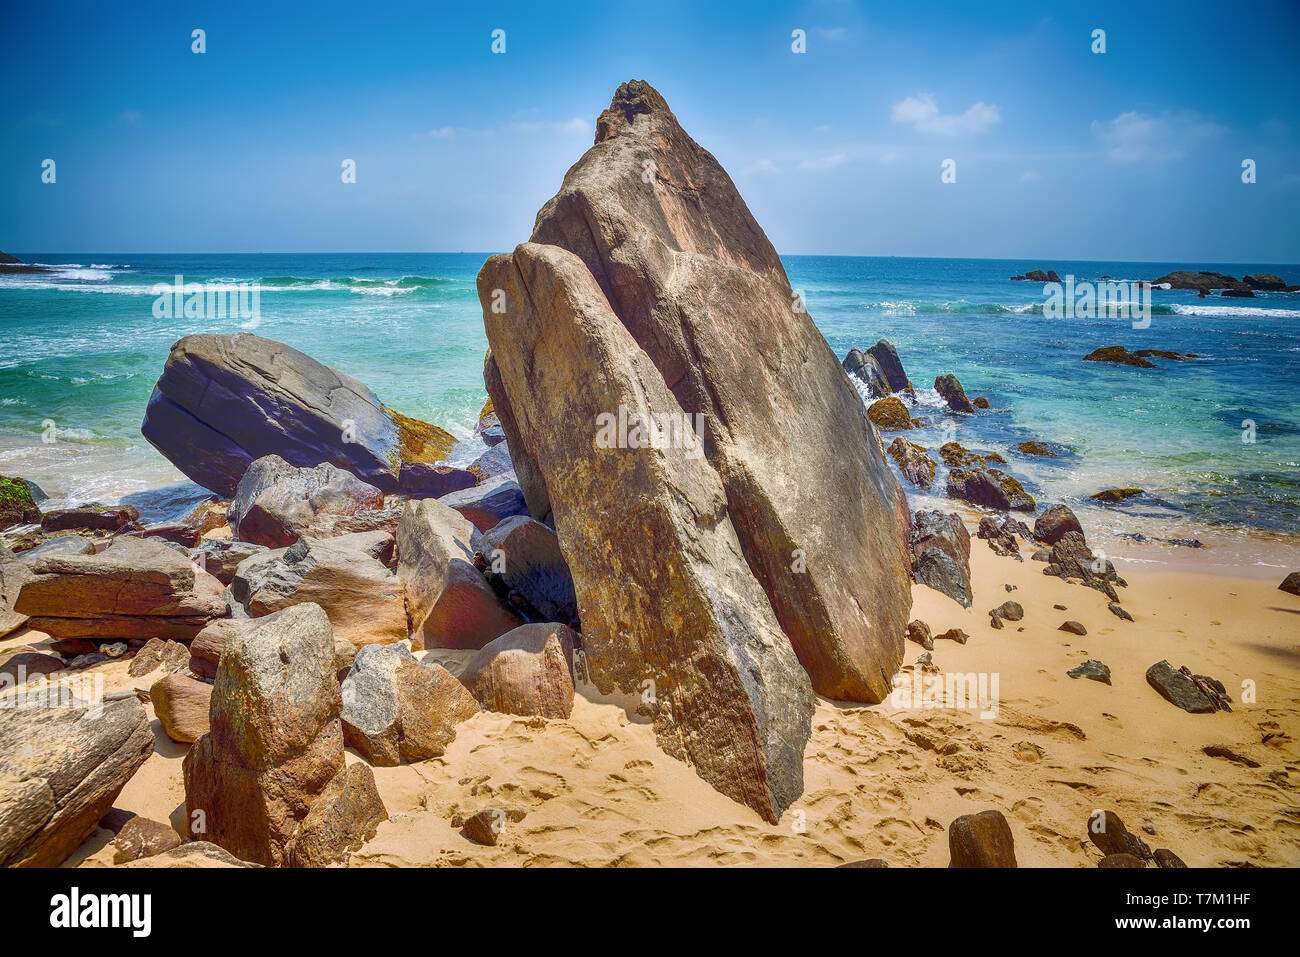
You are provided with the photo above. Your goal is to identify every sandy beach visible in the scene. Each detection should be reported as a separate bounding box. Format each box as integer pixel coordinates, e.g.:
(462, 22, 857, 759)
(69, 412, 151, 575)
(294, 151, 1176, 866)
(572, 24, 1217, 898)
(19, 518, 1289, 870)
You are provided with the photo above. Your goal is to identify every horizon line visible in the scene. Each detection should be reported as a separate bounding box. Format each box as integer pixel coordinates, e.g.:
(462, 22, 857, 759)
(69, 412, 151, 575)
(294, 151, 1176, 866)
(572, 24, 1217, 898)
(6, 251, 1300, 269)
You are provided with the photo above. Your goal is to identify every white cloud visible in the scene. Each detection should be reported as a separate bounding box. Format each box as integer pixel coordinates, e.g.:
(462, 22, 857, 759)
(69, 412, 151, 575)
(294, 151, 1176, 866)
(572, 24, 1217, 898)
(556, 117, 590, 135)
(1019, 169, 1041, 182)
(428, 126, 456, 139)
(800, 152, 848, 170)
(743, 158, 783, 175)
(1091, 110, 1223, 163)
(891, 93, 1000, 136)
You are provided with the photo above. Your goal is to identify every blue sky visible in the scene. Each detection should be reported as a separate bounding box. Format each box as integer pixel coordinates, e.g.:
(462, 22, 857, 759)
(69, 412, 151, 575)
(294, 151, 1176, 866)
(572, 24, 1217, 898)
(3, 0, 1298, 262)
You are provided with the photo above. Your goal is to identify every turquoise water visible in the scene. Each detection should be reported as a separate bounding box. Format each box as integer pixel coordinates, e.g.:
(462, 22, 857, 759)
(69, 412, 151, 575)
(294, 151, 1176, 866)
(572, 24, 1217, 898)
(1, 253, 1297, 553)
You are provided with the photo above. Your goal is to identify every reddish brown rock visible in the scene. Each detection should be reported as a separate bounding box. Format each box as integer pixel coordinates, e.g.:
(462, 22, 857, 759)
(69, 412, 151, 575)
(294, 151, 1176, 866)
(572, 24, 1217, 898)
(395, 499, 522, 650)
(150, 673, 213, 743)
(948, 809, 1017, 868)
(182, 603, 386, 867)
(459, 623, 577, 719)
(112, 816, 182, 864)
(887, 437, 937, 489)
(14, 537, 226, 640)
(231, 531, 407, 650)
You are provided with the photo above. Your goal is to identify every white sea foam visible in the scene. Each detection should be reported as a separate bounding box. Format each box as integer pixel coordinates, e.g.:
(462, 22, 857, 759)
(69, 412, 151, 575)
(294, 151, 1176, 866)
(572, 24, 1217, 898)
(1170, 304, 1300, 319)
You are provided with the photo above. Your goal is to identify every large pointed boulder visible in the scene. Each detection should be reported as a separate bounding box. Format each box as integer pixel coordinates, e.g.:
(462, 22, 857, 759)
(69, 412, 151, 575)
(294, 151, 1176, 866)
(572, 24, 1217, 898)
(479, 240, 814, 822)
(483, 80, 911, 705)
(141, 333, 455, 497)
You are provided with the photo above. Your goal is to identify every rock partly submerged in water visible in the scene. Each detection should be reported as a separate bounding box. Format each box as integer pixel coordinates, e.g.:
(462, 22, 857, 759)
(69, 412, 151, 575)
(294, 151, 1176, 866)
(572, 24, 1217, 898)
(1082, 346, 1157, 368)
(141, 333, 456, 497)
(0, 475, 42, 531)
(887, 437, 936, 489)
(843, 339, 908, 398)
(934, 373, 975, 414)
(476, 80, 912, 820)
(947, 466, 1035, 512)
(867, 395, 918, 431)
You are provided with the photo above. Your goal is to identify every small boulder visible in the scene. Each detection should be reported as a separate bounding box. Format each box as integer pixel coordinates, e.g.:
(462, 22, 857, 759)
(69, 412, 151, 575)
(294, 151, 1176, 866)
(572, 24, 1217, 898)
(396, 499, 522, 650)
(0, 698, 154, 867)
(1145, 660, 1230, 714)
(866, 340, 908, 393)
(1034, 504, 1083, 546)
(127, 637, 191, 677)
(934, 628, 968, 645)
(947, 467, 1035, 512)
(887, 437, 936, 489)
(112, 816, 182, 864)
(933, 374, 974, 414)
(867, 396, 916, 431)
(437, 476, 529, 534)
(1091, 487, 1144, 504)
(14, 537, 226, 641)
(905, 619, 933, 651)
(39, 504, 139, 534)
(1067, 660, 1110, 684)
(463, 807, 523, 846)
(188, 617, 247, 680)
(1058, 620, 1087, 636)
(908, 511, 971, 609)
(1153, 848, 1187, 868)
(948, 810, 1017, 868)
(192, 539, 269, 585)
(231, 531, 407, 649)
(990, 601, 1023, 622)
(479, 514, 578, 623)
(1278, 572, 1300, 597)
(341, 643, 481, 765)
(0, 475, 42, 530)
(1087, 810, 1152, 861)
(459, 623, 577, 719)
(1082, 346, 1156, 368)
(398, 462, 479, 499)
(150, 673, 213, 743)
(229, 455, 385, 548)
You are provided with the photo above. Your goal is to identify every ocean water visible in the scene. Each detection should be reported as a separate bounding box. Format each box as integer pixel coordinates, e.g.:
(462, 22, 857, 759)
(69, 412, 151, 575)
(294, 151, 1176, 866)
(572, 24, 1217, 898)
(2, 253, 1297, 562)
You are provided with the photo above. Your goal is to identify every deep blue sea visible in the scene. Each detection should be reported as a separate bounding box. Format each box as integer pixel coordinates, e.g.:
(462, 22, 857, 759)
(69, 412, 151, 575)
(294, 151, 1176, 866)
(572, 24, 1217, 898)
(2, 253, 1297, 564)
